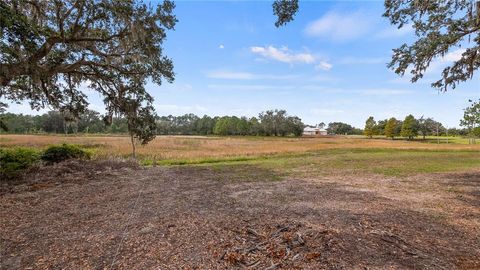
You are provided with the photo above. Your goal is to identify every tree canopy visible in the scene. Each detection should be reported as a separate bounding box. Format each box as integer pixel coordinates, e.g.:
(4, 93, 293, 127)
(400, 114, 418, 140)
(0, 0, 176, 146)
(1, 109, 306, 137)
(383, 0, 480, 91)
(364, 116, 377, 138)
(418, 116, 444, 139)
(384, 117, 399, 139)
(272, 0, 299, 27)
(326, 122, 362, 135)
(460, 99, 480, 143)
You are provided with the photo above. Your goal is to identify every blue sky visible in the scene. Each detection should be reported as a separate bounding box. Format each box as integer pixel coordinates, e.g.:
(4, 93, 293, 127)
(6, 1, 479, 128)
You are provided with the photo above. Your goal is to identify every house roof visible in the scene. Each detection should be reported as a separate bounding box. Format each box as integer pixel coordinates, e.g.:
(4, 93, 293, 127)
(303, 126, 326, 132)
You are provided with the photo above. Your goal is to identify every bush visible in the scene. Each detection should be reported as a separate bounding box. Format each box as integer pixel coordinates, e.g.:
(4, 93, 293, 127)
(41, 144, 91, 163)
(0, 147, 41, 178)
(472, 127, 480, 137)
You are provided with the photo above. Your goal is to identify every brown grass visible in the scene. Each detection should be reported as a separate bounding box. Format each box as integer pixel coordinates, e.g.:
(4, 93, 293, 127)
(1, 134, 479, 160)
(1, 161, 479, 269)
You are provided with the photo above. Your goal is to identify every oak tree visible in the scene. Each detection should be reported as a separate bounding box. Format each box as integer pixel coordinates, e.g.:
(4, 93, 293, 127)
(273, 0, 299, 27)
(0, 0, 176, 154)
(384, 0, 480, 91)
(418, 116, 443, 139)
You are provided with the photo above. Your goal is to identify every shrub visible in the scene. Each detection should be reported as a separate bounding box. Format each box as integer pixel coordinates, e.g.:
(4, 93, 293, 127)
(472, 127, 480, 137)
(41, 144, 91, 163)
(0, 147, 41, 178)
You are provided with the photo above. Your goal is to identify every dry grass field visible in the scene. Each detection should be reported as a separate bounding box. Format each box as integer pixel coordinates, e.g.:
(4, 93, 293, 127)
(1, 134, 479, 164)
(1, 134, 479, 269)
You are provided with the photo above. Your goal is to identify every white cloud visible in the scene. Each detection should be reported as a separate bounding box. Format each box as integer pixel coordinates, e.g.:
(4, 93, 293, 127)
(441, 48, 465, 62)
(315, 61, 332, 71)
(250, 46, 316, 64)
(250, 45, 332, 71)
(219, 44, 225, 49)
(304, 11, 372, 41)
(205, 70, 301, 80)
(425, 48, 466, 75)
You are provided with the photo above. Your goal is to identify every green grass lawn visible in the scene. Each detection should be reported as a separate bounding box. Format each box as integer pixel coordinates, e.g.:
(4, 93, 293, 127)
(350, 135, 473, 144)
(160, 148, 480, 178)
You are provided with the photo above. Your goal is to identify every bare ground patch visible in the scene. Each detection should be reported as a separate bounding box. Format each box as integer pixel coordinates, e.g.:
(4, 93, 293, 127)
(1, 162, 479, 269)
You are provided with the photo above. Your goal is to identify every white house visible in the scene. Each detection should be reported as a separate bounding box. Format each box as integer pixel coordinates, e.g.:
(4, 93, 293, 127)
(303, 126, 327, 136)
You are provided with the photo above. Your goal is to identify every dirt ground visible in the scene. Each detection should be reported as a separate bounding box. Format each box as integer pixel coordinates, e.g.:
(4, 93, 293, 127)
(1, 160, 479, 269)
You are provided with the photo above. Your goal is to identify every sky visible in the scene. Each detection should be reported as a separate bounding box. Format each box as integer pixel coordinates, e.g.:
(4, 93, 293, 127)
(5, 0, 479, 128)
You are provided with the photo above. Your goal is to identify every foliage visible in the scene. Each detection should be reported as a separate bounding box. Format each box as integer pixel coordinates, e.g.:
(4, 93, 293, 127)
(0, 110, 127, 134)
(376, 119, 388, 135)
(401, 114, 418, 140)
(460, 99, 480, 133)
(214, 116, 240, 135)
(125, 103, 157, 145)
(0, 102, 7, 131)
(364, 116, 377, 138)
(0, 109, 306, 137)
(157, 113, 202, 135)
(384, 117, 398, 139)
(447, 127, 469, 136)
(473, 127, 480, 137)
(258, 109, 304, 136)
(0, 147, 40, 178)
(77, 110, 106, 133)
(0, 0, 177, 146)
(212, 110, 303, 137)
(41, 144, 90, 163)
(327, 122, 356, 135)
(418, 116, 444, 139)
(195, 115, 216, 135)
(272, 0, 299, 27)
(383, 0, 480, 91)
(460, 99, 480, 144)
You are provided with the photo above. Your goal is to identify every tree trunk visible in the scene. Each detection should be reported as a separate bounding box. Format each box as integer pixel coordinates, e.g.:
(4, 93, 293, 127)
(130, 134, 136, 158)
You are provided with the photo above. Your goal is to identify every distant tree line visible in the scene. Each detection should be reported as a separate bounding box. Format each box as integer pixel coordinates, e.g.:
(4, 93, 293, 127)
(0, 110, 128, 134)
(0, 109, 304, 137)
(157, 110, 303, 136)
(363, 114, 472, 140)
(326, 122, 363, 135)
